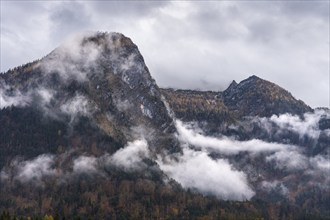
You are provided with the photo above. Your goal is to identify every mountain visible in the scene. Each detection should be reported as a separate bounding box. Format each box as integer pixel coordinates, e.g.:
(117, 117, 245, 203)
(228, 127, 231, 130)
(1, 32, 329, 219)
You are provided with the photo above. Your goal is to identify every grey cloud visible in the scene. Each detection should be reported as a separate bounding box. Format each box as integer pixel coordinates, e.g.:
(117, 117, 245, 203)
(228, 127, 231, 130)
(278, 1, 329, 21)
(189, 2, 249, 41)
(1, 1, 52, 72)
(49, 1, 92, 43)
(88, 1, 167, 18)
(237, 1, 329, 22)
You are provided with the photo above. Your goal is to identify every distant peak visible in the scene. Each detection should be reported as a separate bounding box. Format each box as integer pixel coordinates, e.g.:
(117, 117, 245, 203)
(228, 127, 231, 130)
(237, 75, 263, 86)
(247, 75, 261, 80)
(230, 80, 238, 86)
(226, 80, 238, 90)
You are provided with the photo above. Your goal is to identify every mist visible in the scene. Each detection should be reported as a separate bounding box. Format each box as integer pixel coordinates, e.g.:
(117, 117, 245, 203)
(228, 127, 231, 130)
(40, 32, 103, 82)
(0, 82, 32, 109)
(176, 120, 295, 155)
(157, 145, 255, 201)
(109, 139, 150, 170)
(0, 154, 57, 183)
(254, 109, 330, 140)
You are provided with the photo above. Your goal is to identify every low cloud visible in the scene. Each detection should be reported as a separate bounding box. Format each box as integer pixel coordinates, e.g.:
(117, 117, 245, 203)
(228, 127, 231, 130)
(0, 78, 56, 111)
(109, 139, 149, 170)
(176, 120, 294, 155)
(10, 154, 57, 183)
(40, 32, 103, 82)
(266, 150, 308, 171)
(157, 146, 255, 201)
(261, 180, 288, 196)
(255, 109, 330, 140)
(0, 77, 97, 120)
(60, 94, 94, 117)
(0, 82, 32, 109)
(73, 155, 98, 174)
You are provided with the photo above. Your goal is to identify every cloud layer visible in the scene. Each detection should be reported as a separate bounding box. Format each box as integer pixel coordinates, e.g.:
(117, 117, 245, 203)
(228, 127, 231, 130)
(0, 108, 329, 201)
(176, 120, 294, 154)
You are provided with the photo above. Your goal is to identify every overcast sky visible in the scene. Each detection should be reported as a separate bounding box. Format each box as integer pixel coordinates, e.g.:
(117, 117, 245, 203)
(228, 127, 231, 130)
(1, 1, 329, 108)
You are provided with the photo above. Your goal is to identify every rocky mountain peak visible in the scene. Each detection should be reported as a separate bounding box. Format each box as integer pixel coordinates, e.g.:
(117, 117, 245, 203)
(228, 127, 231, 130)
(246, 74, 260, 80)
(223, 75, 312, 117)
(223, 80, 238, 96)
